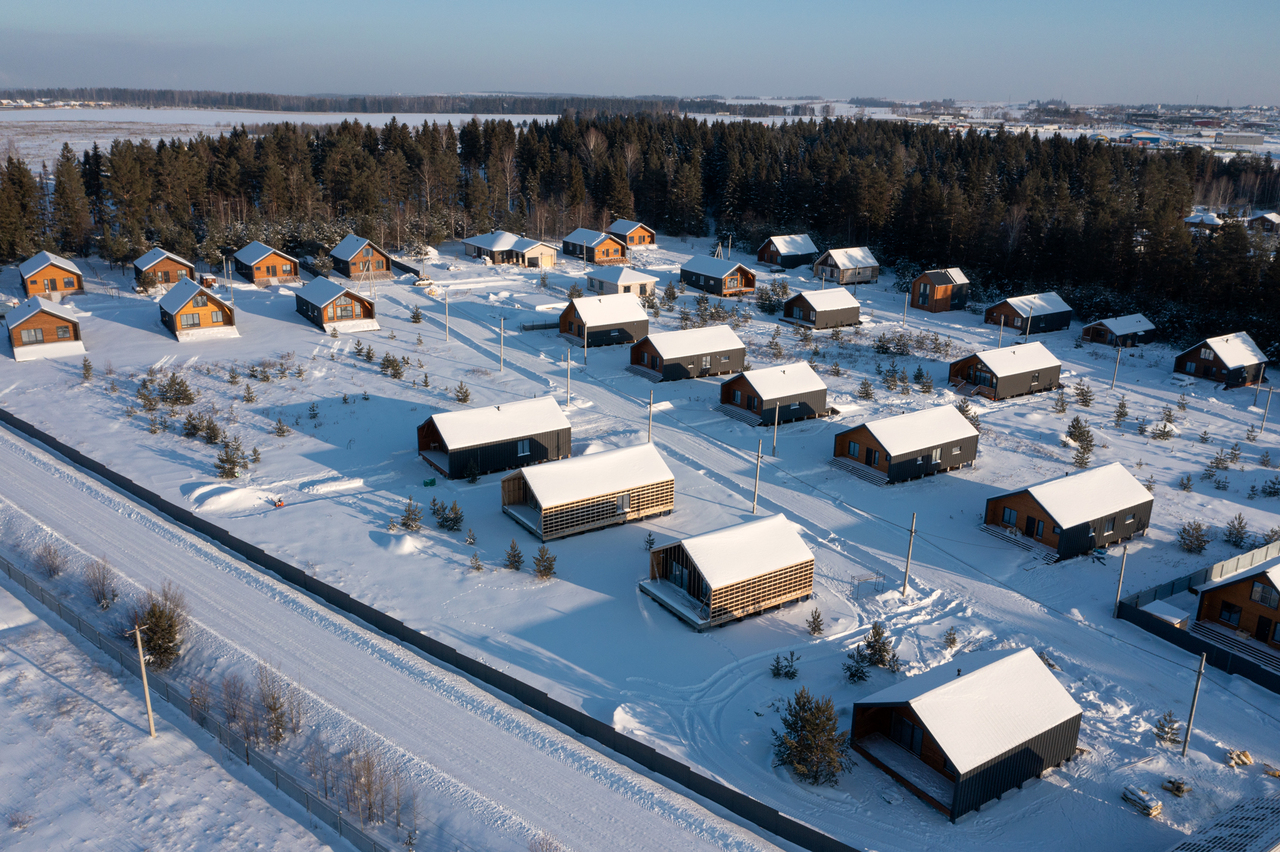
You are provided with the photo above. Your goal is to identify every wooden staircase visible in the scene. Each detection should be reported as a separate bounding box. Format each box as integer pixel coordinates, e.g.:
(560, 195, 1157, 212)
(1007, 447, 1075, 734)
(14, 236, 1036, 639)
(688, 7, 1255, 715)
(1190, 621, 1280, 672)
(714, 403, 762, 426)
(826, 457, 888, 486)
(980, 524, 1059, 564)
(625, 365, 663, 383)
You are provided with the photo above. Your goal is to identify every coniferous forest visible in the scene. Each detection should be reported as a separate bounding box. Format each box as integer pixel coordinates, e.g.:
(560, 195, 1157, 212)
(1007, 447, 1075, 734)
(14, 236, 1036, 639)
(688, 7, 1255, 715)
(0, 113, 1277, 352)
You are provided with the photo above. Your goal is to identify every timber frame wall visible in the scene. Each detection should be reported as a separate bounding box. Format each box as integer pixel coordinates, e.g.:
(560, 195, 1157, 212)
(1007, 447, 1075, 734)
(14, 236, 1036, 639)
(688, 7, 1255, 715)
(649, 543, 813, 629)
(503, 474, 674, 541)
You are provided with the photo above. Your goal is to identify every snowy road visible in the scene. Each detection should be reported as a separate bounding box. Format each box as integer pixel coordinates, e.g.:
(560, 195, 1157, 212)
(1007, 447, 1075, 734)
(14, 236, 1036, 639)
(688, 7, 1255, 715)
(0, 423, 781, 852)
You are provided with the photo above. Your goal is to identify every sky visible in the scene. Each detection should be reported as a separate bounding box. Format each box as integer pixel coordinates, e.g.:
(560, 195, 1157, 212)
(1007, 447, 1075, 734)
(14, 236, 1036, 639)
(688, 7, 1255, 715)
(1, 0, 1276, 106)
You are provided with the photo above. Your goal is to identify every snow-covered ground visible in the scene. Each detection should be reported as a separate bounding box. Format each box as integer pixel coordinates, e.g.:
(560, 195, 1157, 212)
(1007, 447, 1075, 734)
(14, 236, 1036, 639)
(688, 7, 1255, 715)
(1, 241, 1279, 851)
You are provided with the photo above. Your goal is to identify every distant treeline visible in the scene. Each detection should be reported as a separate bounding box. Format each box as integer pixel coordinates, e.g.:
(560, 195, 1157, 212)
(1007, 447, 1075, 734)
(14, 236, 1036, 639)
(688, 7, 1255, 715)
(0, 87, 789, 117)
(0, 113, 1277, 354)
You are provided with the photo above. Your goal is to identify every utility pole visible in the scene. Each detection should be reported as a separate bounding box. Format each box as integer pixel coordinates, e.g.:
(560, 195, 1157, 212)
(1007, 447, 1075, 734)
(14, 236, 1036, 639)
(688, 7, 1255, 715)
(752, 439, 762, 514)
(772, 402, 780, 457)
(129, 622, 157, 738)
(1111, 346, 1122, 391)
(566, 347, 571, 406)
(902, 291, 908, 327)
(445, 288, 450, 342)
(583, 323, 588, 365)
(1113, 545, 1128, 618)
(998, 315, 1004, 348)
(901, 513, 917, 597)
(1025, 307, 1034, 338)
(499, 317, 504, 372)
(1182, 653, 1206, 759)
(648, 390, 653, 443)
(1262, 387, 1274, 434)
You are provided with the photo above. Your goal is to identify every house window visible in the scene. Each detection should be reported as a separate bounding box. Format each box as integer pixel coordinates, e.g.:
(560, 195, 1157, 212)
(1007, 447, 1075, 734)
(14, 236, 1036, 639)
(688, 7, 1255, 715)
(192, 294, 208, 308)
(63, 277, 76, 289)
(55, 325, 71, 339)
(1002, 507, 1017, 526)
(180, 313, 201, 328)
(1184, 361, 1195, 374)
(789, 402, 799, 410)
(733, 390, 741, 404)
(1250, 582, 1279, 609)
(210, 310, 223, 324)
(931, 448, 941, 463)
(1031, 372, 1040, 385)
(917, 456, 924, 464)
(616, 493, 631, 513)
(362, 246, 373, 257)
(848, 441, 859, 458)
(702, 356, 711, 369)
(1219, 601, 1242, 627)
(19, 328, 44, 344)
(1105, 518, 1116, 533)
(1052, 525, 1062, 535)
(951, 446, 962, 455)
(1036, 520, 1045, 538)
(890, 713, 924, 756)
(1013, 316, 1023, 327)
(282, 264, 292, 274)
(517, 439, 530, 457)
(1200, 347, 1214, 360)
(610, 329, 619, 336)
(1125, 513, 1136, 523)
(375, 260, 383, 270)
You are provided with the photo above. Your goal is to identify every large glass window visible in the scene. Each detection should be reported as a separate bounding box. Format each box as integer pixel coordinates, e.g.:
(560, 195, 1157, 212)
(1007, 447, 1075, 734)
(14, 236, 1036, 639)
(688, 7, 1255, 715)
(180, 313, 201, 328)
(1220, 601, 1242, 627)
(1002, 507, 1017, 526)
(890, 713, 924, 756)
(19, 328, 43, 345)
(1250, 582, 1279, 610)
(516, 439, 530, 457)
(192, 294, 208, 308)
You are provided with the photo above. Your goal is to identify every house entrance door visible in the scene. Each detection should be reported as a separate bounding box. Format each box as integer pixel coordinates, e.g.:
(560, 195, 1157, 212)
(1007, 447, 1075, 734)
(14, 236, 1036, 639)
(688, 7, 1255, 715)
(1256, 615, 1273, 643)
(1025, 515, 1038, 538)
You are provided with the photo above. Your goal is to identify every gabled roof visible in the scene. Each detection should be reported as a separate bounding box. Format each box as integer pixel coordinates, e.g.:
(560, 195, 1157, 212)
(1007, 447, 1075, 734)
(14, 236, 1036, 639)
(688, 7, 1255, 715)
(856, 647, 1081, 776)
(234, 241, 297, 265)
(462, 231, 552, 254)
(789, 288, 859, 312)
(586, 267, 659, 287)
(19, 251, 81, 279)
(643, 326, 745, 360)
(681, 255, 751, 279)
(1193, 557, 1280, 595)
(737, 362, 826, 400)
(817, 247, 878, 269)
(158, 278, 223, 315)
(296, 277, 362, 309)
(850, 405, 978, 457)
(760, 234, 818, 256)
(678, 514, 812, 589)
(922, 267, 969, 287)
(6, 296, 79, 329)
(1192, 332, 1267, 369)
(426, 397, 570, 452)
(330, 234, 384, 262)
(1184, 212, 1224, 226)
(563, 228, 619, 248)
(516, 444, 673, 508)
(1246, 212, 1280, 224)
(971, 341, 1061, 377)
(133, 247, 193, 273)
(607, 219, 654, 236)
(999, 292, 1073, 317)
(997, 462, 1153, 529)
(1087, 313, 1154, 336)
(568, 294, 648, 326)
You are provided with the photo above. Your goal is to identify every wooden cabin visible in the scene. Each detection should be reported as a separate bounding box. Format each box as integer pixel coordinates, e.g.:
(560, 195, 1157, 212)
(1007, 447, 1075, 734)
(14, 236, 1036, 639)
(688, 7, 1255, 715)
(640, 514, 814, 631)
(1081, 314, 1154, 348)
(853, 648, 1081, 822)
(984, 292, 1073, 335)
(294, 277, 378, 333)
(607, 219, 657, 247)
(559, 294, 649, 348)
(233, 241, 300, 286)
(984, 462, 1153, 560)
(562, 228, 627, 265)
(19, 251, 83, 301)
(417, 396, 571, 480)
(812, 247, 879, 286)
(679, 256, 756, 297)
(462, 231, 557, 267)
(6, 297, 84, 361)
(158, 279, 237, 342)
(585, 267, 658, 297)
(330, 234, 394, 281)
(719, 362, 828, 426)
(1174, 333, 1267, 388)
(501, 444, 674, 541)
(910, 268, 970, 313)
(781, 288, 860, 329)
(949, 342, 1061, 401)
(133, 247, 195, 292)
(1192, 558, 1280, 652)
(833, 406, 978, 484)
(631, 325, 745, 382)
(757, 234, 818, 269)
(1243, 212, 1280, 233)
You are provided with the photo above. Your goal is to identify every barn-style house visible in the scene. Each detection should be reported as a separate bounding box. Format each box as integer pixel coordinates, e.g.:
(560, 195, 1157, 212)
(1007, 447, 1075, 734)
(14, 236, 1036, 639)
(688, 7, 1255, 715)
(719, 362, 829, 426)
(812, 247, 879, 286)
(1081, 314, 1155, 348)
(833, 405, 979, 484)
(500, 444, 675, 541)
(948, 342, 1061, 401)
(910, 268, 970, 313)
(233, 241, 300, 286)
(630, 325, 745, 382)
(1174, 332, 1267, 389)
(158, 279, 238, 342)
(133, 247, 195, 292)
(679, 256, 756, 297)
(417, 396, 571, 480)
(559, 294, 649, 348)
(984, 292, 1073, 335)
(19, 251, 83, 301)
(6, 297, 85, 361)
(757, 234, 818, 269)
(782, 288, 860, 329)
(640, 514, 814, 631)
(294, 277, 378, 333)
(330, 234, 394, 280)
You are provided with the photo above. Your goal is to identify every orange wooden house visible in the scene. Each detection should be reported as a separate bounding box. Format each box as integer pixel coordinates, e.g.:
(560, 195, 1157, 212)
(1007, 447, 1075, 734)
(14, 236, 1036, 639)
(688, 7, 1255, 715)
(133, 247, 195, 292)
(158, 279, 238, 341)
(607, 219, 657, 247)
(19, 251, 83, 301)
(233, 241, 300, 285)
(562, 228, 627, 264)
(6, 296, 85, 361)
(330, 234, 394, 280)
(1192, 558, 1280, 651)
(295, 277, 379, 333)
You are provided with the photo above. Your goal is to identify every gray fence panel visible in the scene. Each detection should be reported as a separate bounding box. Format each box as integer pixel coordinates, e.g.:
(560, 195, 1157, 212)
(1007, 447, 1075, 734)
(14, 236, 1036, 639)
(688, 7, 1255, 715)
(222, 730, 247, 760)
(170, 691, 191, 716)
(247, 748, 276, 782)
(339, 817, 377, 852)
(277, 772, 308, 807)
(309, 797, 342, 831)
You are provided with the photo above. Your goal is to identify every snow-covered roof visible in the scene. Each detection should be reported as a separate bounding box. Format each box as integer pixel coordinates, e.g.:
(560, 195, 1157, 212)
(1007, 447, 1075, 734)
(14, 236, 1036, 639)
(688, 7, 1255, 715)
(568, 294, 648, 327)
(679, 514, 813, 589)
(296, 277, 360, 308)
(1193, 557, 1280, 595)
(1184, 212, 1224, 226)
(133, 247, 193, 272)
(922, 267, 969, 287)
(643, 326, 745, 360)
(1200, 332, 1267, 369)
(607, 219, 652, 236)
(1088, 313, 1154, 336)
(1165, 795, 1280, 852)
(791, 288, 860, 312)
(158, 278, 221, 314)
(5, 296, 79, 329)
(234, 241, 296, 265)
(1246, 212, 1280, 224)
(426, 397, 570, 452)
(681, 255, 751, 279)
(563, 228, 618, 248)
(973, 341, 1061, 377)
(517, 444, 673, 508)
(1000, 292, 1073, 317)
(330, 234, 380, 262)
(18, 251, 81, 279)
(818, 247, 878, 269)
(761, 234, 818, 256)
(585, 267, 659, 287)
(738, 362, 827, 400)
(856, 648, 1081, 776)
(463, 231, 551, 254)
(1002, 462, 1153, 529)
(853, 405, 979, 457)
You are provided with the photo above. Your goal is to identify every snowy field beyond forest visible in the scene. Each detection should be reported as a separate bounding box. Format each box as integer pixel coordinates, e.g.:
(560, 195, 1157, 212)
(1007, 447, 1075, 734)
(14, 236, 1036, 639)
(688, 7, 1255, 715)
(1, 236, 1279, 852)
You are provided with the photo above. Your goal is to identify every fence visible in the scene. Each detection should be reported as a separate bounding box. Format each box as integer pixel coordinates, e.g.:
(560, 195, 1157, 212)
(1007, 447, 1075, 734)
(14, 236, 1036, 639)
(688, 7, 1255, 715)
(1116, 540, 1280, 695)
(519, 320, 559, 332)
(0, 554, 402, 852)
(0, 407, 862, 852)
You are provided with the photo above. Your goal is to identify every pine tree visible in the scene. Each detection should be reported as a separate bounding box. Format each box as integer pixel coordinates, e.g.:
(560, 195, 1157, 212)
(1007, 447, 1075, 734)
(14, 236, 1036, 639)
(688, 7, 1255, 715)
(770, 651, 800, 679)
(944, 626, 958, 649)
(1223, 513, 1249, 548)
(1113, 395, 1129, 428)
(771, 687, 843, 787)
(1053, 388, 1068, 414)
(465, 528, 476, 546)
(1072, 445, 1092, 469)
(806, 608, 824, 636)
(1074, 380, 1094, 407)
(1246, 424, 1258, 443)
(1177, 520, 1210, 554)
(52, 142, 92, 253)
(857, 379, 875, 401)
(842, 646, 870, 683)
(1177, 393, 1188, 412)
(81, 356, 93, 382)
(454, 381, 471, 403)
(1154, 710, 1183, 745)
(533, 545, 557, 580)
(251, 447, 261, 464)
(1179, 474, 1193, 492)
(862, 621, 894, 668)
(956, 399, 980, 430)
(274, 418, 290, 437)
(400, 498, 423, 532)
(308, 402, 319, 420)
(469, 552, 484, 571)
(466, 458, 480, 484)
(504, 539, 524, 571)
(410, 304, 423, 323)
(1161, 405, 1175, 424)
(243, 384, 256, 403)
(228, 366, 240, 385)
(644, 531, 655, 551)
(1199, 428, 1211, 444)
(135, 583, 187, 670)
(215, 437, 247, 479)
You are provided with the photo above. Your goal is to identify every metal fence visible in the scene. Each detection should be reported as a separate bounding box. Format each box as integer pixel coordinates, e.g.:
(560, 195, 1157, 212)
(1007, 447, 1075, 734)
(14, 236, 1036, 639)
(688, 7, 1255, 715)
(0, 406, 862, 852)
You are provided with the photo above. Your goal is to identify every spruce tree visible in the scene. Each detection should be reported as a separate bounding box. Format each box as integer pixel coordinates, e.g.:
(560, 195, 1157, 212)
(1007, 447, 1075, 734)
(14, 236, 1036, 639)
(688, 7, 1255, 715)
(857, 379, 875, 401)
(533, 545, 558, 580)
(410, 304, 423, 323)
(842, 646, 870, 683)
(1222, 513, 1249, 548)
(470, 552, 484, 571)
(956, 399, 980, 429)
(504, 539, 524, 571)
(1154, 710, 1182, 745)
(1113, 395, 1129, 428)
(771, 687, 843, 787)
(806, 608, 824, 636)
(400, 498, 423, 532)
(1177, 520, 1210, 554)
(274, 418, 290, 437)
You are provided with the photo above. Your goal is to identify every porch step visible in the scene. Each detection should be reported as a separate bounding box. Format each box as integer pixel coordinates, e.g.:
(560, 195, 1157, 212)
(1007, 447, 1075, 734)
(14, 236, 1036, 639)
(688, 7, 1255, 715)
(980, 524, 1058, 564)
(827, 457, 889, 486)
(714, 403, 762, 426)
(625, 365, 664, 383)
(1189, 621, 1280, 673)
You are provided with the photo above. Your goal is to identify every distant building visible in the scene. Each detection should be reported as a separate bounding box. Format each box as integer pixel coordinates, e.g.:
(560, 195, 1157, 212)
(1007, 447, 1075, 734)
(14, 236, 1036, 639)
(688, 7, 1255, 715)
(461, 231, 557, 268)
(757, 234, 818, 269)
(679, 256, 756, 297)
(1244, 212, 1280, 233)
(607, 220, 657, 248)
(562, 228, 627, 265)
(719, 362, 828, 425)
(559, 294, 649, 348)
(158, 279, 238, 342)
(1216, 132, 1265, 147)
(18, 252, 83, 301)
(1184, 211, 1225, 231)
(294, 277, 378, 333)
(910, 268, 970, 313)
(630, 326, 745, 382)
(417, 396, 570, 480)
(949, 342, 1061, 400)
(233, 241, 300, 285)
(781, 288, 860, 329)
(833, 406, 979, 484)
(133, 247, 195, 292)
(812, 247, 879, 286)
(1192, 558, 1280, 652)
(1080, 314, 1154, 348)
(585, 267, 658, 297)
(984, 292, 1073, 335)
(329, 234, 394, 280)
(1174, 333, 1267, 388)
(5, 297, 85, 361)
